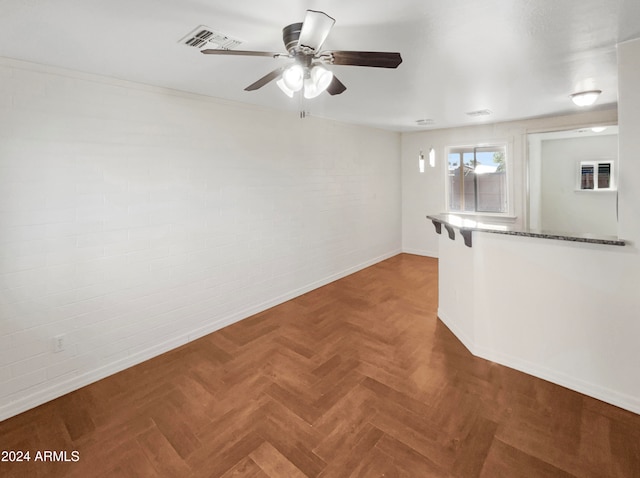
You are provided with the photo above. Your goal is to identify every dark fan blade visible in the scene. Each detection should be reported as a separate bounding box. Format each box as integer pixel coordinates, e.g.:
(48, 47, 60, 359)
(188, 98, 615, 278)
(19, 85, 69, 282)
(327, 51, 403, 68)
(201, 49, 282, 58)
(298, 10, 335, 51)
(327, 75, 347, 96)
(244, 67, 284, 91)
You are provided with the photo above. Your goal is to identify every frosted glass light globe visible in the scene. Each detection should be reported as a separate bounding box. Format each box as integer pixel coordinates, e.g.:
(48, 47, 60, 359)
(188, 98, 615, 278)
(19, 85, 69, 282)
(282, 64, 304, 92)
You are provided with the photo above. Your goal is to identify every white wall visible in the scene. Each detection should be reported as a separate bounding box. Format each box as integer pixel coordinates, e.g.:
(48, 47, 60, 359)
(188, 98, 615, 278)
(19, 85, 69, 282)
(435, 38, 640, 414)
(618, 39, 640, 243)
(0, 58, 401, 420)
(438, 230, 640, 413)
(540, 134, 618, 235)
(401, 109, 618, 257)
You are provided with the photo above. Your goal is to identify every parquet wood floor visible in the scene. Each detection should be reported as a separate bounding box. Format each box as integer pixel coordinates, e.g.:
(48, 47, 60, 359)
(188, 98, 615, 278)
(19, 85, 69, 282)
(2, 254, 639, 477)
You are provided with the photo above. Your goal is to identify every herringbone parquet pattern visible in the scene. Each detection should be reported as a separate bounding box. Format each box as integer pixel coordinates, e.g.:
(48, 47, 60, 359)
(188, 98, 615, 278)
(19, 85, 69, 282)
(1, 254, 639, 477)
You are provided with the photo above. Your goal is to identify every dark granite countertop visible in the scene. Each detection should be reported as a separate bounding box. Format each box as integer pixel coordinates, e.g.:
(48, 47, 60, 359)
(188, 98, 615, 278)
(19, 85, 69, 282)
(427, 213, 625, 247)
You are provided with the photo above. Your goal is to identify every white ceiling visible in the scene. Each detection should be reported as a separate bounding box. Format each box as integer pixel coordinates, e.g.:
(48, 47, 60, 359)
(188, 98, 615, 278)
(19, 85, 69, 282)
(0, 0, 639, 132)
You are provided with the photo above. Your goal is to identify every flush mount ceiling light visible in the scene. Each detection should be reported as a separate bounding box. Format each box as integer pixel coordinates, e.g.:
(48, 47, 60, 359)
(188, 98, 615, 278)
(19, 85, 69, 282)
(570, 90, 602, 107)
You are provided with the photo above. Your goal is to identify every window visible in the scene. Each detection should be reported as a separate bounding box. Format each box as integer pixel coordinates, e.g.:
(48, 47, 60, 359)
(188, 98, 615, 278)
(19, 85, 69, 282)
(579, 161, 614, 190)
(447, 144, 508, 213)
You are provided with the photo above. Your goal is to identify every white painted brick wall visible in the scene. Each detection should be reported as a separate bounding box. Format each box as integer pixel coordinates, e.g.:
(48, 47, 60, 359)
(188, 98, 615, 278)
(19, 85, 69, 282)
(0, 58, 401, 419)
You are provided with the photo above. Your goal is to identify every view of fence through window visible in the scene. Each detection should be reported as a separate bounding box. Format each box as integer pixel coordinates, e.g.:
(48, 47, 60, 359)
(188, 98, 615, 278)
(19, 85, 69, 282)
(580, 161, 613, 190)
(447, 145, 507, 213)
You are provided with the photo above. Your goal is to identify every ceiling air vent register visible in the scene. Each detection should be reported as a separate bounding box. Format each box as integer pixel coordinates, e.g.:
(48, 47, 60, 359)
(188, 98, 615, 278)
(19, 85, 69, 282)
(179, 26, 242, 50)
(466, 109, 492, 117)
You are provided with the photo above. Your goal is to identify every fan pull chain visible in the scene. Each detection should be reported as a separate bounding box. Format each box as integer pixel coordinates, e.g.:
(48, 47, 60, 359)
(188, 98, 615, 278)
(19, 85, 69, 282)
(298, 91, 307, 119)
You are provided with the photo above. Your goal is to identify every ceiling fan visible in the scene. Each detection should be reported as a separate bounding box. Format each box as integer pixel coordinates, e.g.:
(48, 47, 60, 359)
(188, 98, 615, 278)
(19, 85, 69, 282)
(201, 10, 402, 99)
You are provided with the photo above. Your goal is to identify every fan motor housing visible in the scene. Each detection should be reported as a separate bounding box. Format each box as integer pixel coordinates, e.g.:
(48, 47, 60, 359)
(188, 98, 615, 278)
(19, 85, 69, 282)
(283, 22, 303, 53)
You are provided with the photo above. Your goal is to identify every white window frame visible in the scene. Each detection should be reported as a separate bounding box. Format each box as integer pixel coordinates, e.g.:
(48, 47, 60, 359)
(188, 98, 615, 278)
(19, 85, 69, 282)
(444, 141, 514, 217)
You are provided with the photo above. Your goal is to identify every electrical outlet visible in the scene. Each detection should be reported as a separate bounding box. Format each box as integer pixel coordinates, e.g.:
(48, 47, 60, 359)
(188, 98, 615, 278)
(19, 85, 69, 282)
(53, 334, 66, 353)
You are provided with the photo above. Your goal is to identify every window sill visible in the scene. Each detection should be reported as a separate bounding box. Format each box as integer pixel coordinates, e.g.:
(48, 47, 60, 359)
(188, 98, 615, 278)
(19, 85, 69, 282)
(444, 212, 517, 224)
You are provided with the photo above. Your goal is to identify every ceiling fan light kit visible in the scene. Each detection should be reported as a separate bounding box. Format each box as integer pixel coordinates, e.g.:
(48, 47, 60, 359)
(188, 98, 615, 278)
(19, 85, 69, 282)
(276, 63, 334, 99)
(305, 65, 334, 99)
(201, 10, 402, 103)
(282, 64, 304, 92)
(276, 78, 294, 98)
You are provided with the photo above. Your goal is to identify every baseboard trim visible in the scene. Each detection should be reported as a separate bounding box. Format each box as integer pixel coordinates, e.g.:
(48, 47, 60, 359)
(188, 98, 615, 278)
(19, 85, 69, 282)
(402, 248, 438, 258)
(474, 345, 640, 416)
(437, 309, 477, 355)
(436, 313, 640, 416)
(184, 249, 402, 343)
(0, 249, 401, 422)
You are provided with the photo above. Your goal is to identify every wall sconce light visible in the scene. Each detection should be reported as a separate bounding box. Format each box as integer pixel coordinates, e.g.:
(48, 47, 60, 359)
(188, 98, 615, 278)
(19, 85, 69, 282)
(418, 150, 425, 173)
(570, 90, 602, 107)
(429, 147, 435, 168)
